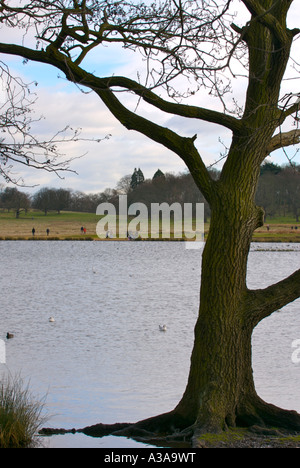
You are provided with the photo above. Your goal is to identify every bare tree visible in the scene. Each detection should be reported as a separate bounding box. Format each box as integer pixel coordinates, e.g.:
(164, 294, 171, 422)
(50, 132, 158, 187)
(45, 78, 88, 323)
(1, 0, 300, 445)
(0, 186, 30, 217)
(115, 174, 132, 194)
(0, 61, 106, 185)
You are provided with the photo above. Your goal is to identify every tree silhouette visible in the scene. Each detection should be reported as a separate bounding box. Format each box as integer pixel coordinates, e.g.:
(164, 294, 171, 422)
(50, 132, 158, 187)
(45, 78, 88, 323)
(130, 167, 145, 190)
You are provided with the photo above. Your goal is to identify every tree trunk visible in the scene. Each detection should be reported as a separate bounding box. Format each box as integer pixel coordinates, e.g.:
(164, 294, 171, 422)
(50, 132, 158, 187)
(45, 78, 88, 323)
(173, 185, 258, 428)
(170, 164, 300, 437)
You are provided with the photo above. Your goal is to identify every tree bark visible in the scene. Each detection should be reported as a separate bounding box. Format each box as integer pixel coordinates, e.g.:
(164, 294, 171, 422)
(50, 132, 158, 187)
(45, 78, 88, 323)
(172, 167, 260, 427)
(174, 203, 300, 434)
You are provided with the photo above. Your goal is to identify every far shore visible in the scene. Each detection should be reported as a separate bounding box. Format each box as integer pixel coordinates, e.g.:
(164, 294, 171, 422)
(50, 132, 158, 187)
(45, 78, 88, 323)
(0, 235, 299, 243)
(0, 210, 299, 243)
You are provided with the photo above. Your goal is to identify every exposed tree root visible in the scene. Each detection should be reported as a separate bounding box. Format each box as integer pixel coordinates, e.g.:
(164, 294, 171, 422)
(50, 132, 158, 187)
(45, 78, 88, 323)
(76, 411, 194, 447)
(39, 402, 300, 448)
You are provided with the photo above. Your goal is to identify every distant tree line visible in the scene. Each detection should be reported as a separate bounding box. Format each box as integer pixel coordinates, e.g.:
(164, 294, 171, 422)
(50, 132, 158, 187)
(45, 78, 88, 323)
(256, 163, 300, 221)
(0, 163, 299, 221)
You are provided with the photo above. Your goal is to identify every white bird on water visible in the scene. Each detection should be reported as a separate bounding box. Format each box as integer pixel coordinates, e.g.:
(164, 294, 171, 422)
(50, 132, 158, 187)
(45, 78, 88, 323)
(49, 317, 55, 322)
(159, 325, 167, 332)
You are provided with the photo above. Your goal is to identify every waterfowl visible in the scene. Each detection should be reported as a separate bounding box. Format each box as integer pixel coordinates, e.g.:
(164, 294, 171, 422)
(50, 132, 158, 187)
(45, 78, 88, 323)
(6, 332, 14, 339)
(49, 317, 55, 322)
(159, 325, 167, 332)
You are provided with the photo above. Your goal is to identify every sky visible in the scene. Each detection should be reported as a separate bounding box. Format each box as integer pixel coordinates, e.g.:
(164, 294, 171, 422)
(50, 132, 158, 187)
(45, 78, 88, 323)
(1, 1, 300, 195)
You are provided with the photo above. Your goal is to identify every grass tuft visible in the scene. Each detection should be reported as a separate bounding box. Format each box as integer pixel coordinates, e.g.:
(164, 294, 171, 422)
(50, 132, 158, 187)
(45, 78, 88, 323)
(0, 374, 47, 448)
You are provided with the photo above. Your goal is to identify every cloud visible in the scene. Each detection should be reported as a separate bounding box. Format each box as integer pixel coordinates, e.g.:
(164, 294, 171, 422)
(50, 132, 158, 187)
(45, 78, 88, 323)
(10, 78, 186, 193)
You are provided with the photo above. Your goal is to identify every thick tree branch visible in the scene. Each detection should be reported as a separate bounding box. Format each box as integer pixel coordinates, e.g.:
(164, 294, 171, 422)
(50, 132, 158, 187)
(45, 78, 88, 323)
(0, 42, 61, 68)
(101, 76, 243, 134)
(241, 0, 291, 43)
(246, 268, 300, 326)
(266, 130, 300, 155)
(88, 85, 215, 204)
(0, 43, 242, 135)
(279, 101, 300, 124)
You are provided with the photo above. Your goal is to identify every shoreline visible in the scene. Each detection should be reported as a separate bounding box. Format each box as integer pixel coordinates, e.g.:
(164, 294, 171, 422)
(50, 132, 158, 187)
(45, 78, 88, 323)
(0, 236, 299, 242)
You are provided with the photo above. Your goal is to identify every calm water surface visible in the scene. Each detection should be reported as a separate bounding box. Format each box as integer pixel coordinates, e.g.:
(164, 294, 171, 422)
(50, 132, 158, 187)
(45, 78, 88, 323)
(0, 241, 299, 448)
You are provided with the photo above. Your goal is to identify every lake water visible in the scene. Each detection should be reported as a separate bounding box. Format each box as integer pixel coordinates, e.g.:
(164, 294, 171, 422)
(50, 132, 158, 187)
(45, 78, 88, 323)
(0, 240, 299, 448)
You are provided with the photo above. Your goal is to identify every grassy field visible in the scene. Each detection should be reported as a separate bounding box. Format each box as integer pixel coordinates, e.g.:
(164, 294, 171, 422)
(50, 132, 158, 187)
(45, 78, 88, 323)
(252, 216, 300, 242)
(0, 210, 299, 242)
(0, 211, 99, 240)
